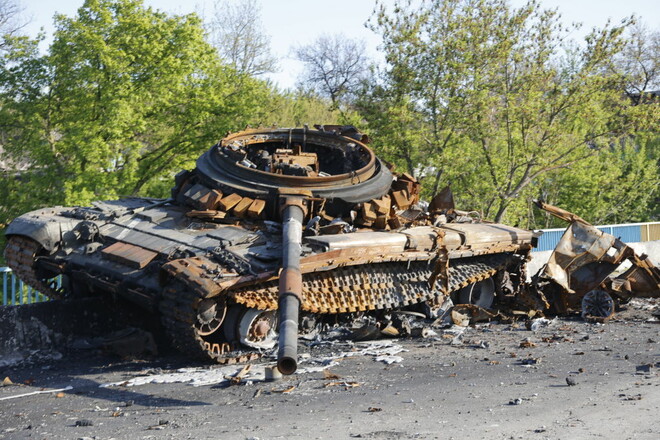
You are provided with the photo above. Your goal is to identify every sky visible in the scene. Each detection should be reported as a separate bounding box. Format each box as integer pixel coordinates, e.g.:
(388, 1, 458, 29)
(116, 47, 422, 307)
(18, 0, 660, 89)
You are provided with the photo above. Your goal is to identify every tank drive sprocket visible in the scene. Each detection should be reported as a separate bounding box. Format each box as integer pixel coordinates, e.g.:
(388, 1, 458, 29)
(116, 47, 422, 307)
(4, 236, 63, 300)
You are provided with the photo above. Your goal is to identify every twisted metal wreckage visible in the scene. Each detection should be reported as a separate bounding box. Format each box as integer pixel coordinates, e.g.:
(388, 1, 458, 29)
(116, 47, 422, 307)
(4, 126, 659, 374)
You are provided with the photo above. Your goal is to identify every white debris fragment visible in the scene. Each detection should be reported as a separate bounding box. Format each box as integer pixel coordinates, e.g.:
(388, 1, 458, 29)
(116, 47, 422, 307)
(529, 318, 556, 332)
(424, 329, 438, 338)
(375, 355, 404, 364)
(100, 365, 267, 388)
(356, 340, 406, 357)
(296, 362, 340, 374)
(0, 385, 73, 401)
(444, 325, 468, 336)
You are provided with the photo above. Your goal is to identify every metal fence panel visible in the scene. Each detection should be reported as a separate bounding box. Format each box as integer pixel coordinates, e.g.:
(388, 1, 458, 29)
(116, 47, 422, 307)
(534, 222, 658, 253)
(642, 223, 660, 241)
(1, 267, 50, 306)
(535, 229, 566, 252)
(597, 225, 641, 243)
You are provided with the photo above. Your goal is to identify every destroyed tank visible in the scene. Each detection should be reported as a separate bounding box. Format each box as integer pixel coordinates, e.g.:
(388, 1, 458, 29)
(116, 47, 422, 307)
(4, 125, 538, 374)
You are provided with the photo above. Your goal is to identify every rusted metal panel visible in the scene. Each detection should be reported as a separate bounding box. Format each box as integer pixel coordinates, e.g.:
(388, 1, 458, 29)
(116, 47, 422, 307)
(101, 242, 157, 269)
(542, 222, 616, 292)
(402, 226, 438, 251)
(440, 223, 535, 247)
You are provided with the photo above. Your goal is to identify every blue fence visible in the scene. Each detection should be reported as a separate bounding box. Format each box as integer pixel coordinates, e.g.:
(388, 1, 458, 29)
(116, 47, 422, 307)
(1, 267, 53, 306)
(534, 221, 659, 252)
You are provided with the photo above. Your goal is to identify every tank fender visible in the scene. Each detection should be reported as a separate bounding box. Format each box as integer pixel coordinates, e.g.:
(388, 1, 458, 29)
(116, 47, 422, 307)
(5, 209, 78, 252)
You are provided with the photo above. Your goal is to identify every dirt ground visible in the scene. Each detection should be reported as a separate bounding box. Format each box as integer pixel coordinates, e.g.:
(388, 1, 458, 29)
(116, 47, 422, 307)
(1, 299, 658, 440)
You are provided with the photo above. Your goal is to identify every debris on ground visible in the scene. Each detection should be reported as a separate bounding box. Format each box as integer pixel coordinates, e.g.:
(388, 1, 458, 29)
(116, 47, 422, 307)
(324, 381, 360, 389)
(528, 318, 555, 332)
(519, 339, 536, 349)
(323, 370, 341, 380)
(228, 365, 252, 385)
(272, 385, 296, 394)
(98, 340, 408, 389)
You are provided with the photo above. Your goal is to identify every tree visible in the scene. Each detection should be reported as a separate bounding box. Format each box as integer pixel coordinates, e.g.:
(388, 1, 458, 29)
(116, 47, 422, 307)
(533, 141, 659, 227)
(611, 22, 660, 103)
(0, 0, 26, 41)
(294, 34, 369, 108)
(209, 0, 277, 76)
(263, 89, 351, 127)
(360, 0, 658, 226)
(0, 0, 272, 220)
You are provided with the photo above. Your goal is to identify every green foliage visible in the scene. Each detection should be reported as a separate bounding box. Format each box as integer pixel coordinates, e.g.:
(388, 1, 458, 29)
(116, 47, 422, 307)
(262, 89, 348, 127)
(360, 0, 659, 226)
(0, 0, 272, 223)
(535, 141, 658, 227)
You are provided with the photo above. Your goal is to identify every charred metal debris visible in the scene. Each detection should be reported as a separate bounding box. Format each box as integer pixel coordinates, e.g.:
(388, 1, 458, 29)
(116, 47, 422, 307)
(4, 125, 659, 374)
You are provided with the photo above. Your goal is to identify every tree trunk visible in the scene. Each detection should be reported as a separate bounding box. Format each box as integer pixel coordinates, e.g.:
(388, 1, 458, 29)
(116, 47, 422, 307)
(493, 199, 510, 223)
(431, 168, 443, 196)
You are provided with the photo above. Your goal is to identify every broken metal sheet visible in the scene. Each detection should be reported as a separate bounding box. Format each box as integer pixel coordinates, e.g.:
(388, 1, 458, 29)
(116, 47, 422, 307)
(0, 386, 73, 401)
(542, 221, 618, 292)
(429, 186, 455, 213)
(100, 365, 260, 388)
(99, 341, 409, 388)
(613, 254, 660, 298)
(452, 304, 499, 324)
(440, 223, 536, 248)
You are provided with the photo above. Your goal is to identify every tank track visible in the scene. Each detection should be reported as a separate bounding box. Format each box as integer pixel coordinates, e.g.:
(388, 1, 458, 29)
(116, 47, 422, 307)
(160, 282, 262, 364)
(4, 236, 63, 299)
(229, 253, 512, 313)
(163, 253, 515, 364)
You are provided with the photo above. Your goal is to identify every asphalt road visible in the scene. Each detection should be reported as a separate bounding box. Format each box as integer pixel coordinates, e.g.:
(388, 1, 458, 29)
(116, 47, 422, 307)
(1, 299, 658, 440)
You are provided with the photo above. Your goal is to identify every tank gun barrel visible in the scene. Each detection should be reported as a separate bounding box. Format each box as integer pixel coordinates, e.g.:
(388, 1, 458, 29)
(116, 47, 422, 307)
(277, 191, 310, 375)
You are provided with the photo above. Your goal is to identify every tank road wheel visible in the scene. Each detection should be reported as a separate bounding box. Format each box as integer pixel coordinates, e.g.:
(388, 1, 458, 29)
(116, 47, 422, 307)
(581, 289, 615, 320)
(159, 282, 265, 363)
(238, 309, 278, 349)
(223, 306, 278, 349)
(222, 304, 245, 343)
(456, 278, 496, 309)
(195, 297, 227, 336)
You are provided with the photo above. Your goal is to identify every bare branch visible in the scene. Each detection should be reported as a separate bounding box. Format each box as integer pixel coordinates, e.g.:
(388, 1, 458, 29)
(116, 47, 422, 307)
(294, 34, 369, 107)
(209, 0, 277, 76)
